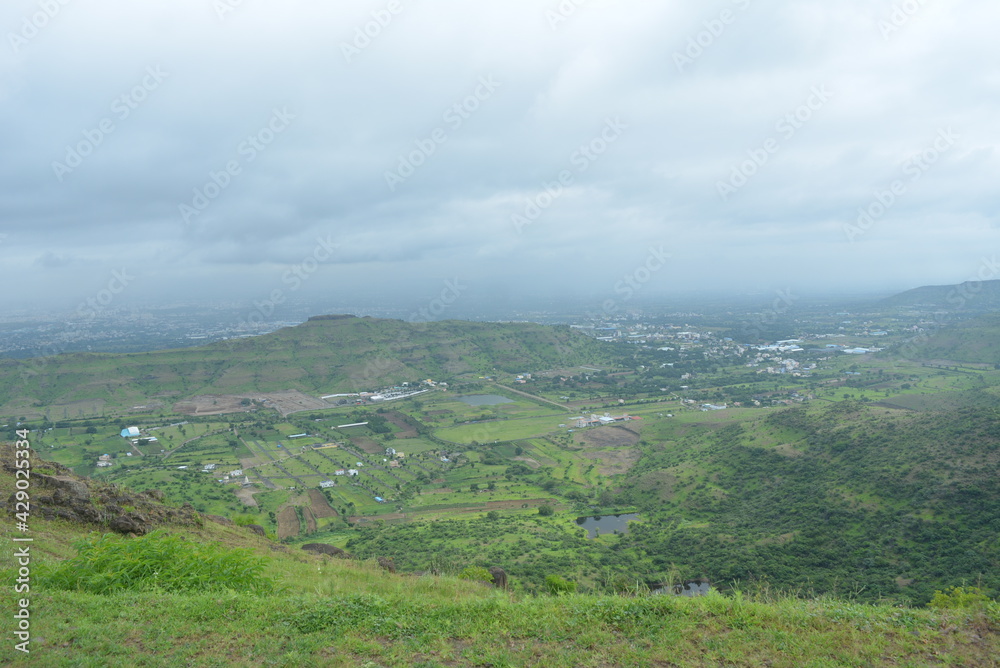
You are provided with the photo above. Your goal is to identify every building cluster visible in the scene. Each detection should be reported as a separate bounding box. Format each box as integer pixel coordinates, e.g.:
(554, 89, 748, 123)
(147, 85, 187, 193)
(571, 413, 635, 428)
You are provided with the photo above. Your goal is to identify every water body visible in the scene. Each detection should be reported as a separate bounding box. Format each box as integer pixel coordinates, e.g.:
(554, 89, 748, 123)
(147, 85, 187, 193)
(575, 513, 640, 538)
(458, 394, 515, 406)
(652, 580, 712, 597)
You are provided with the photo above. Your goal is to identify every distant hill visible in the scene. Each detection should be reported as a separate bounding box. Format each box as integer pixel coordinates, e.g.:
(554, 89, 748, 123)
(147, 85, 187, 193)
(881, 279, 1000, 311)
(904, 312, 1000, 364)
(0, 315, 612, 414)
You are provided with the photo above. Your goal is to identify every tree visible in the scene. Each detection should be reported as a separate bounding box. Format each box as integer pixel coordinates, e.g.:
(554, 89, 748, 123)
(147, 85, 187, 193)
(538, 504, 555, 517)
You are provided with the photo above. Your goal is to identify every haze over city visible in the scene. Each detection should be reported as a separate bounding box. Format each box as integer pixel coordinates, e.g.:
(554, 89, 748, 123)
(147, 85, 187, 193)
(2, 0, 998, 317)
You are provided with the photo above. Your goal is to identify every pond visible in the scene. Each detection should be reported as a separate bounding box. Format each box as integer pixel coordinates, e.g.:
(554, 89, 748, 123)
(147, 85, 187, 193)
(575, 513, 640, 538)
(651, 580, 712, 597)
(458, 394, 515, 406)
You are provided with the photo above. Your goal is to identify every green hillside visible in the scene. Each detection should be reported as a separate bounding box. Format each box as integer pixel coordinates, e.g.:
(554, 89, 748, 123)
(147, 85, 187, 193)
(0, 316, 612, 413)
(614, 401, 1000, 604)
(2, 443, 998, 667)
(880, 280, 1000, 311)
(902, 313, 1000, 364)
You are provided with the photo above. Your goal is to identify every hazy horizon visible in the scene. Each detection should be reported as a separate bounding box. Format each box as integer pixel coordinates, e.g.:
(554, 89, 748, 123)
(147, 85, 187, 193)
(2, 1, 998, 319)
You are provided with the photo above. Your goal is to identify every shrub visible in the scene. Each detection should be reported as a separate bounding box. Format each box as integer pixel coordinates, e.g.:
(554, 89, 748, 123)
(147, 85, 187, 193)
(458, 566, 494, 584)
(537, 505, 555, 517)
(929, 586, 992, 610)
(40, 530, 274, 595)
(545, 574, 577, 595)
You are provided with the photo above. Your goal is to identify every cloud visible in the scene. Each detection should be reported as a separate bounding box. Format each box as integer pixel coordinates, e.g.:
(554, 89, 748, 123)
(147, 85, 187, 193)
(1, 0, 999, 311)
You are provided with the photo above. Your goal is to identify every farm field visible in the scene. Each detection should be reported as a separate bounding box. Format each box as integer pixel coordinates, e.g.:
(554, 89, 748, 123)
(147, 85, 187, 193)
(7, 310, 1000, 607)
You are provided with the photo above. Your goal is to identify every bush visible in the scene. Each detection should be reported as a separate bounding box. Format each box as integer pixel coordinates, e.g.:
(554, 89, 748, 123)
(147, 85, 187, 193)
(40, 530, 275, 595)
(538, 505, 555, 516)
(929, 586, 992, 610)
(545, 574, 577, 595)
(458, 566, 494, 584)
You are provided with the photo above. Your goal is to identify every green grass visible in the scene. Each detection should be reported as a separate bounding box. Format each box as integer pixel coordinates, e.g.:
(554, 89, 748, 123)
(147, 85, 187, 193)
(435, 414, 569, 444)
(3, 422, 1000, 666)
(7, 577, 996, 666)
(38, 529, 274, 595)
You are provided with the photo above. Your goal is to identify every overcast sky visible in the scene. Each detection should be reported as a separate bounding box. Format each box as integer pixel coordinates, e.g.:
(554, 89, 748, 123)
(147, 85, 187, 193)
(1, 0, 998, 317)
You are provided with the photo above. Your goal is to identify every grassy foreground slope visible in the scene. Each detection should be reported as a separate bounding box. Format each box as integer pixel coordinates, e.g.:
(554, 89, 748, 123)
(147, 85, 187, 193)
(3, 445, 1000, 666)
(0, 316, 612, 411)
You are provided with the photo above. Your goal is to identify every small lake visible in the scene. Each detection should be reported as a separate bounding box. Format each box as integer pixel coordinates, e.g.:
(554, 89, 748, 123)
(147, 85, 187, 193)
(458, 395, 515, 407)
(575, 513, 640, 538)
(652, 580, 712, 597)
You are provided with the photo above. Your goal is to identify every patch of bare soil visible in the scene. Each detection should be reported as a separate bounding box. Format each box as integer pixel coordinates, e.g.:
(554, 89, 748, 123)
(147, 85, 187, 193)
(580, 449, 642, 476)
(576, 425, 640, 448)
(173, 395, 254, 416)
(174, 390, 328, 417)
(354, 437, 385, 455)
(303, 506, 318, 533)
(484, 498, 554, 510)
(235, 487, 259, 507)
(385, 411, 419, 439)
(512, 457, 541, 469)
(276, 506, 300, 540)
(307, 489, 339, 518)
(261, 390, 329, 416)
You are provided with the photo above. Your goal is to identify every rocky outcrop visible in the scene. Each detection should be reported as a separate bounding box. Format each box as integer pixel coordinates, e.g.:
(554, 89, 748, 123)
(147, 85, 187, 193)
(377, 556, 396, 573)
(2, 446, 200, 536)
(245, 524, 268, 537)
(489, 566, 509, 590)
